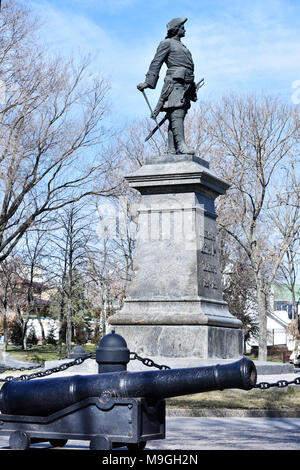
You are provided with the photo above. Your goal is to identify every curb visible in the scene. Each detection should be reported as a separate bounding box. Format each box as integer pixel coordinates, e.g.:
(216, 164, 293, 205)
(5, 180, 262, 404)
(166, 408, 300, 418)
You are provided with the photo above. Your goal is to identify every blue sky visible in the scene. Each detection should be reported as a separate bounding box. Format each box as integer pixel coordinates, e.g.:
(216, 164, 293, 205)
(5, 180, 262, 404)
(27, 0, 300, 126)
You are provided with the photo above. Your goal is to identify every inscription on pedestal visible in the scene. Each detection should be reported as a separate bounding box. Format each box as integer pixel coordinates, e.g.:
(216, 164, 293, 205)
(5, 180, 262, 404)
(201, 241, 217, 256)
(202, 279, 219, 290)
(203, 262, 217, 274)
(199, 230, 222, 297)
(204, 230, 216, 241)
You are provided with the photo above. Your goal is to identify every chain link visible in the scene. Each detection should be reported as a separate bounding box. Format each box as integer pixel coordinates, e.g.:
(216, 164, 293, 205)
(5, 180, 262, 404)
(130, 352, 170, 370)
(0, 363, 44, 374)
(255, 376, 300, 390)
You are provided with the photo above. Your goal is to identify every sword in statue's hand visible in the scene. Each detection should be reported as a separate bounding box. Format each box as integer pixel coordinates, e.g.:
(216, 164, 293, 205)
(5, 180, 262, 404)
(143, 78, 205, 143)
(137, 82, 167, 146)
(196, 78, 205, 91)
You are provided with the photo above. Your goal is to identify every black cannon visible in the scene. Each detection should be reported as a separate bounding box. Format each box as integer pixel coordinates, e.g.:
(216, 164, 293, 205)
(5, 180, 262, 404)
(0, 332, 257, 450)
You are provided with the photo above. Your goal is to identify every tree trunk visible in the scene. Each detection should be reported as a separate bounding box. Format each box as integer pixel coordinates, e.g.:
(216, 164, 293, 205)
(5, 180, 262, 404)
(101, 289, 107, 337)
(66, 292, 72, 358)
(256, 274, 268, 361)
(22, 318, 29, 350)
(36, 308, 46, 345)
(66, 265, 73, 358)
(3, 305, 8, 352)
(58, 290, 65, 357)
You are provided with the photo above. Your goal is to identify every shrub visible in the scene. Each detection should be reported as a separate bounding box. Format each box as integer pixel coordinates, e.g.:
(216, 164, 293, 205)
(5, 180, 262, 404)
(73, 320, 88, 345)
(46, 321, 57, 345)
(91, 324, 101, 345)
(8, 317, 23, 346)
(27, 325, 38, 345)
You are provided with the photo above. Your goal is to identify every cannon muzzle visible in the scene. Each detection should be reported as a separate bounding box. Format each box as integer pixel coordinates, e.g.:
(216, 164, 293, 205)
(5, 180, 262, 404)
(0, 357, 256, 417)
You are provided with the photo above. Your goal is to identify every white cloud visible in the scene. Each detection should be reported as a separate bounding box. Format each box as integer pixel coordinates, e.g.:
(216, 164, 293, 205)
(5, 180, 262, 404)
(29, 1, 161, 122)
(28, 0, 300, 123)
(187, 14, 300, 94)
(170, 0, 300, 99)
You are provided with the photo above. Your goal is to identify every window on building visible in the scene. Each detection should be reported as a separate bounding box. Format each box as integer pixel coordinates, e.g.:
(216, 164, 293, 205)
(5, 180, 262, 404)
(275, 301, 288, 311)
(274, 302, 294, 319)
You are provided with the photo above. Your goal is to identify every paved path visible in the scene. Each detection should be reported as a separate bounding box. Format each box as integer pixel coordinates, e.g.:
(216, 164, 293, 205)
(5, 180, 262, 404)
(0, 417, 300, 451)
(155, 416, 300, 450)
(0, 351, 40, 370)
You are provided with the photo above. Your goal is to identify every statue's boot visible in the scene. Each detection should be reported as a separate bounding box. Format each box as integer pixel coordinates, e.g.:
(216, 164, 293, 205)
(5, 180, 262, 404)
(167, 119, 176, 154)
(170, 109, 195, 155)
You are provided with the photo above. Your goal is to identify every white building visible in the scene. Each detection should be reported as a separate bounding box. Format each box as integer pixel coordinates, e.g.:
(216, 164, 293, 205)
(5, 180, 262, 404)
(247, 283, 300, 352)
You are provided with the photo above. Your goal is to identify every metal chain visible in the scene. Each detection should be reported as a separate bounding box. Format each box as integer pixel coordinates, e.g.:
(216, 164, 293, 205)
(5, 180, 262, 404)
(255, 376, 300, 390)
(0, 351, 170, 382)
(130, 354, 300, 388)
(130, 351, 170, 370)
(0, 353, 95, 382)
(3, 351, 300, 389)
(0, 363, 44, 373)
(130, 354, 300, 387)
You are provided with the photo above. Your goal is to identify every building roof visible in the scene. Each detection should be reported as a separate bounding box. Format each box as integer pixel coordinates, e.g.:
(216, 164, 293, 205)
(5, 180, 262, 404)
(272, 283, 300, 302)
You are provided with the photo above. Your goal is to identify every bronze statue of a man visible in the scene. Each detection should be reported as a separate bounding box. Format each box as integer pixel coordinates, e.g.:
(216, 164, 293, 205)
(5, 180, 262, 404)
(137, 17, 198, 155)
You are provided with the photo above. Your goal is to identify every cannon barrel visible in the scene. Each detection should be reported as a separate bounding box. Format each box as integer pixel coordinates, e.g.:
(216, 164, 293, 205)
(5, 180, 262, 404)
(0, 357, 256, 417)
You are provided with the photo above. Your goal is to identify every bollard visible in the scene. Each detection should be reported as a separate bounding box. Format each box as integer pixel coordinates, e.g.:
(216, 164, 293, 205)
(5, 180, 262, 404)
(69, 345, 86, 359)
(96, 329, 130, 373)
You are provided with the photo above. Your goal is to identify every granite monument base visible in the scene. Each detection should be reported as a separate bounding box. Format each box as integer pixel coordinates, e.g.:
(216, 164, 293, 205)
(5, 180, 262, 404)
(109, 154, 243, 360)
(108, 324, 243, 359)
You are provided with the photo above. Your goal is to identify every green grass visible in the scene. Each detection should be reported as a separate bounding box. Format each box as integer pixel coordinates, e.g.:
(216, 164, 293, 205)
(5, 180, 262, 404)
(4, 343, 98, 364)
(166, 387, 300, 410)
(245, 355, 289, 363)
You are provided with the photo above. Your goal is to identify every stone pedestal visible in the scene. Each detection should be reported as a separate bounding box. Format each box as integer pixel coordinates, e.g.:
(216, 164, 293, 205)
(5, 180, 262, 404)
(109, 154, 243, 359)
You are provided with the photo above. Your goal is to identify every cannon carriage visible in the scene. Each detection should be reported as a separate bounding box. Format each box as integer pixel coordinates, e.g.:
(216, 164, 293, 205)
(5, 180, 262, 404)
(0, 332, 257, 450)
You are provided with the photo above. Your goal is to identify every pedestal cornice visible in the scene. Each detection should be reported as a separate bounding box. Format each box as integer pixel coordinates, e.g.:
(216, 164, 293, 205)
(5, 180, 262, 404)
(125, 157, 230, 197)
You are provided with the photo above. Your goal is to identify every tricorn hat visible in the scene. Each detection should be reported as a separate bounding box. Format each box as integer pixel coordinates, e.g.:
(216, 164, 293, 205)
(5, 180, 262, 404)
(166, 17, 187, 32)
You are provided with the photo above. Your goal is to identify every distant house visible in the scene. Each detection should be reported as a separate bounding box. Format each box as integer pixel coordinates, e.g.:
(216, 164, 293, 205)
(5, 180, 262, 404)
(272, 283, 300, 320)
(247, 283, 300, 352)
(18, 266, 58, 341)
(269, 283, 300, 350)
(0, 262, 58, 342)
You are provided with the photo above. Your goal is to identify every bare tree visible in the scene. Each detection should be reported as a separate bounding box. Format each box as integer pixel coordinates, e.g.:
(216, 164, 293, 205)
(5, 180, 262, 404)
(47, 224, 69, 357)
(84, 191, 139, 338)
(48, 203, 94, 356)
(0, 253, 22, 350)
(7, 228, 51, 350)
(218, 228, 259, 351)
(20, 228, 53, 347)
(184, 102, 215, 158)
(276, 234, 300, 328)
(207, 93, 300, 361)
(0, 1, 120, 262)
(85, 238, 113, 337)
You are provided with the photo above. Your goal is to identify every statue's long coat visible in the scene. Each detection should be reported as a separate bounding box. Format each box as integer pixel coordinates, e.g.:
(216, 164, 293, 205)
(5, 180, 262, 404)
(144, 37, 197, 115)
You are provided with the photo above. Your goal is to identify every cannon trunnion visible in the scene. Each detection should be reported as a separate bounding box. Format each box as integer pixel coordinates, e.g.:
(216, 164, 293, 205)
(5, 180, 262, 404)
(0, 332, 257, 450)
